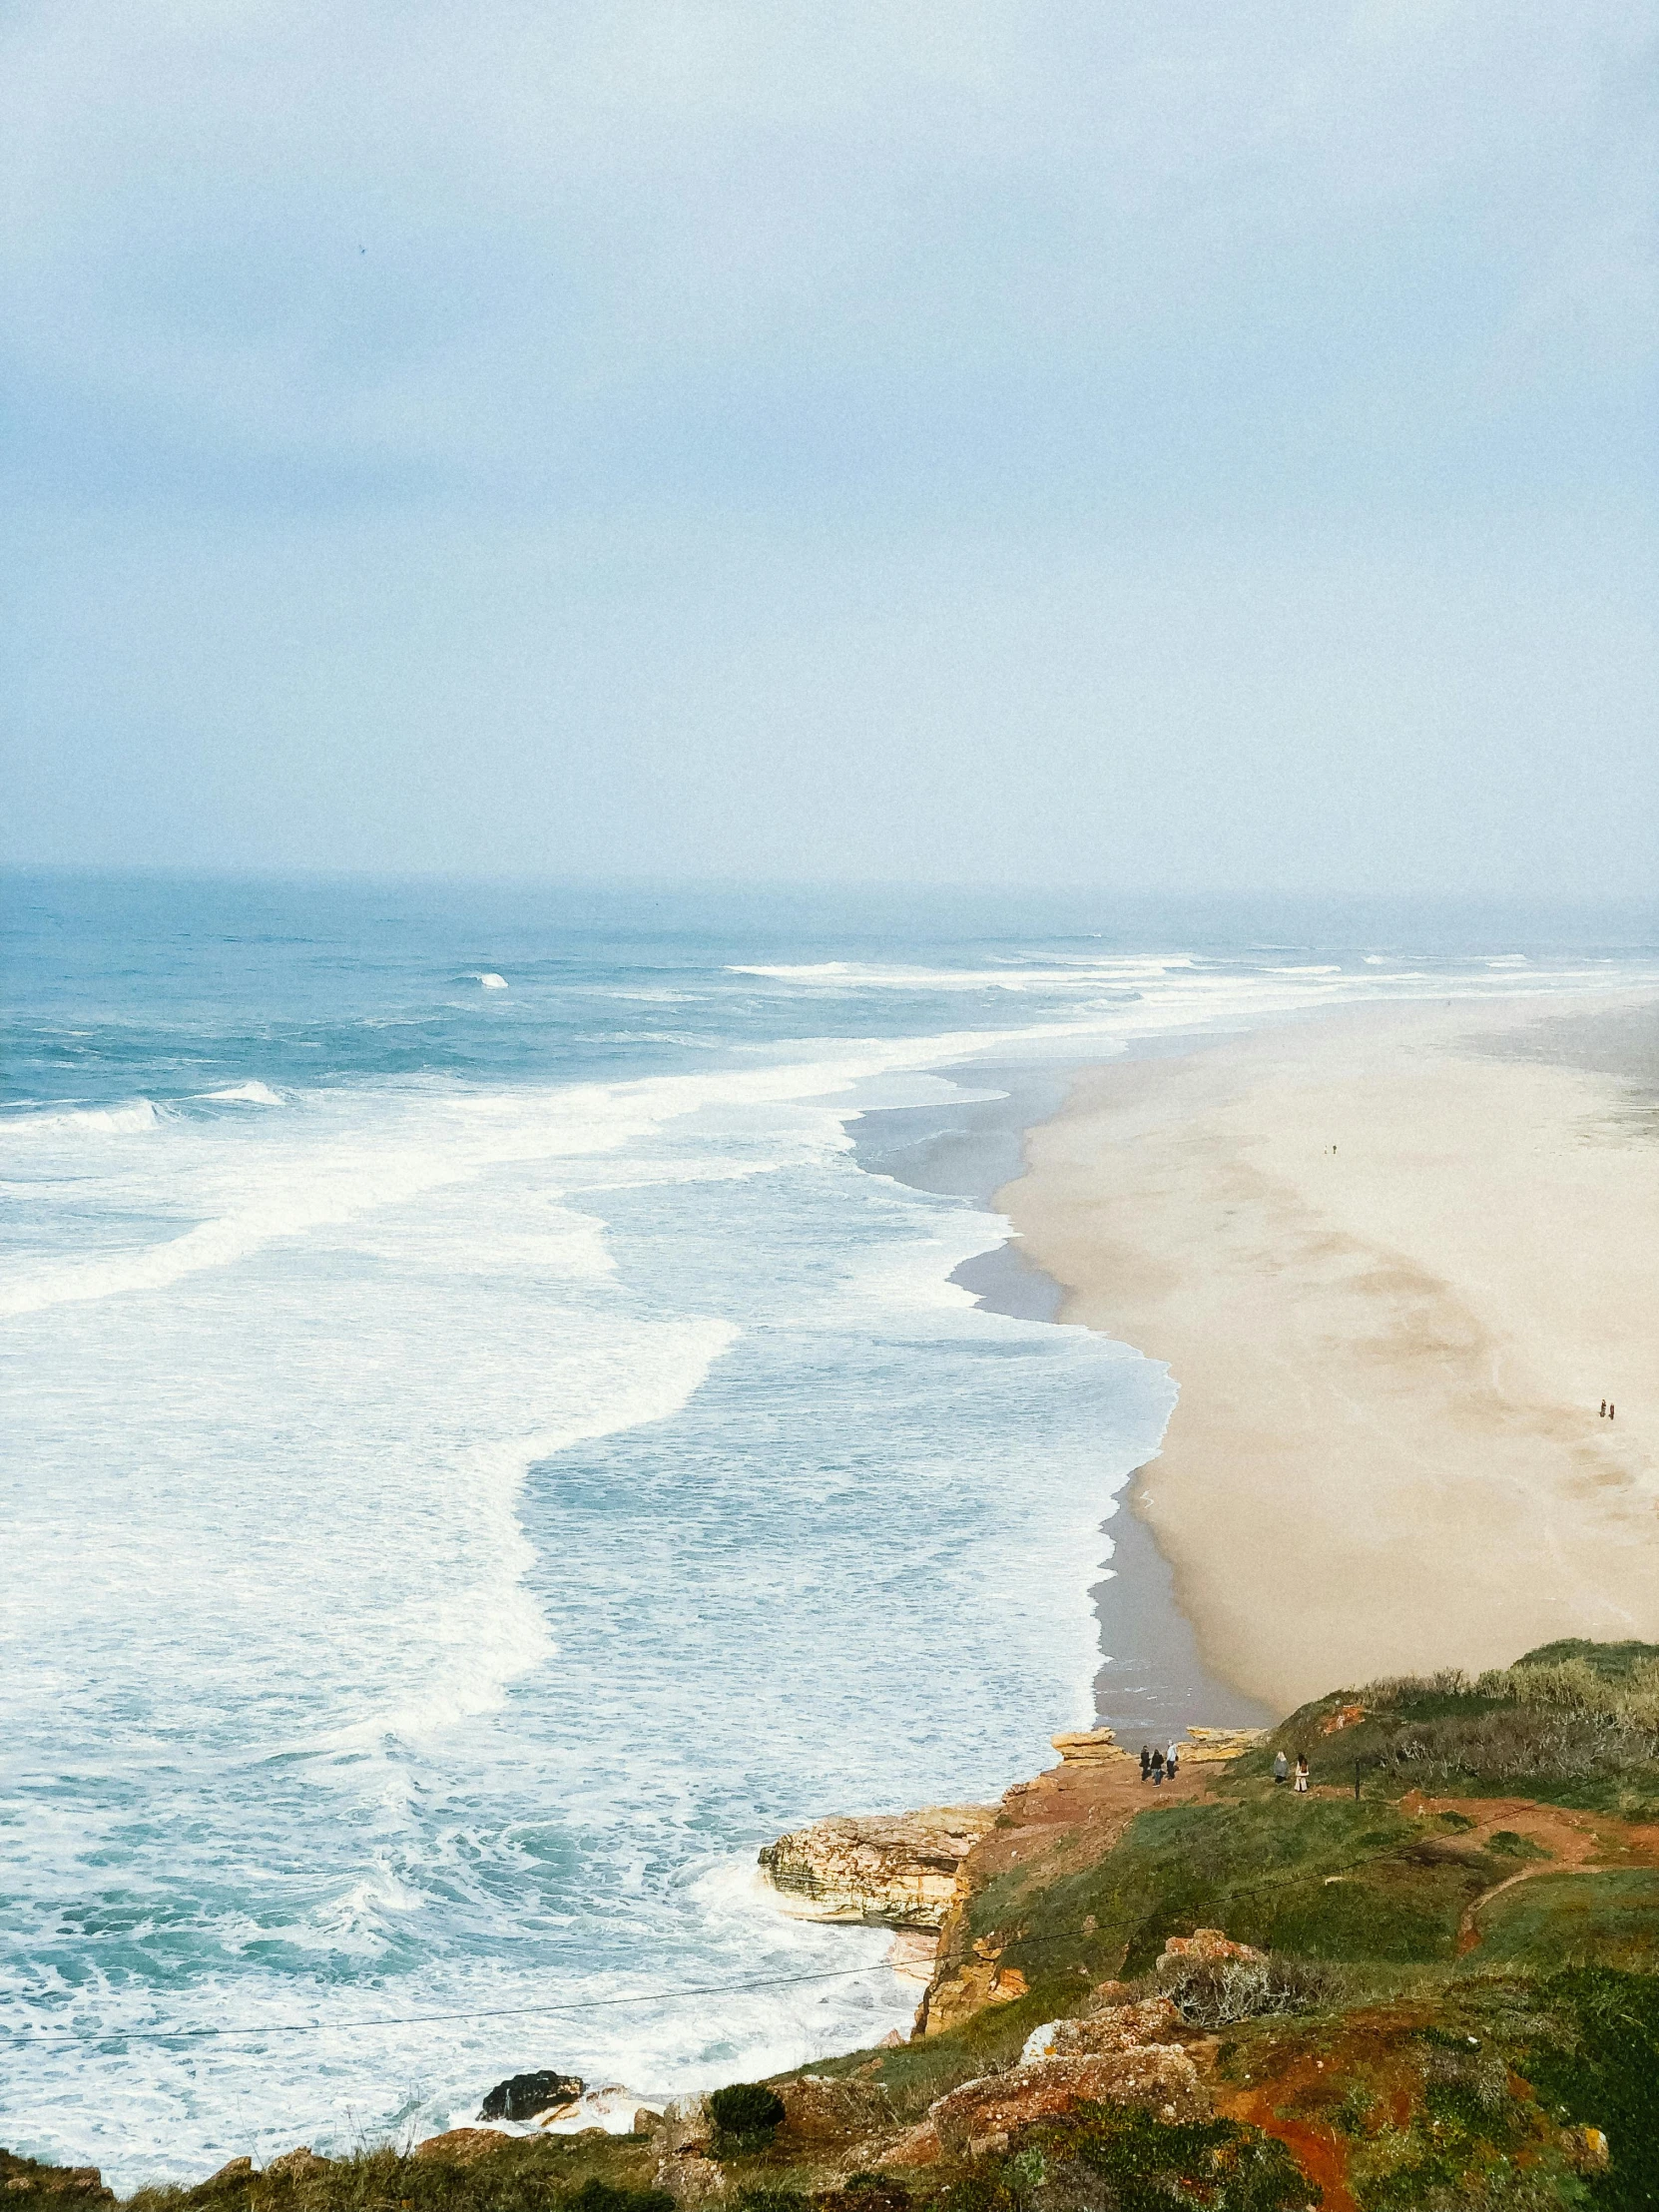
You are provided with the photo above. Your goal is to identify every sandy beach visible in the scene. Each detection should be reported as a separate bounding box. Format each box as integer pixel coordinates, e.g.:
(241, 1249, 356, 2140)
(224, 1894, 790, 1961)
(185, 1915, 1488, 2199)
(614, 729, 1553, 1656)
(1000, 992, 1659, 1715)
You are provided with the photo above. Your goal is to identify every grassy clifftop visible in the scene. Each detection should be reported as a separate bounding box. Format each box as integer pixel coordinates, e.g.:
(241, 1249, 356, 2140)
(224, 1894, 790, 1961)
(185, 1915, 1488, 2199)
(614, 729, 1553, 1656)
(10, 1643, 1659, 2211)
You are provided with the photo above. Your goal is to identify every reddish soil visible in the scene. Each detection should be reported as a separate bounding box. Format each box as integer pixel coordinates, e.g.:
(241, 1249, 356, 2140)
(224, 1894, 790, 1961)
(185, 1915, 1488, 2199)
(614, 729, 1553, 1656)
(1215, 2077, 1355, 2212)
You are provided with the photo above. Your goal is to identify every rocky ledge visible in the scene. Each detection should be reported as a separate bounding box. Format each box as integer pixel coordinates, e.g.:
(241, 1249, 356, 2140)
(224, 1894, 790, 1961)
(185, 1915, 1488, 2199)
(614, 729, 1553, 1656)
(757, 1806, 997, 1928)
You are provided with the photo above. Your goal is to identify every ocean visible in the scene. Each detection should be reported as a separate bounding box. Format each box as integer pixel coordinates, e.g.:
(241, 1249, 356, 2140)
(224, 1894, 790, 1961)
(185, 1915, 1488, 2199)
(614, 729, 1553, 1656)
(3, 871, 1652, 2185)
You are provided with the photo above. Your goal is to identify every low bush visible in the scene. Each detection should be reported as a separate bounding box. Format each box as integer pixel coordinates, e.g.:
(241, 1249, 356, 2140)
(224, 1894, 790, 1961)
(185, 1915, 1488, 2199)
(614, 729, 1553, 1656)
(1159, 1949, 1346, 2028)
(709, 2084, 787, 2155)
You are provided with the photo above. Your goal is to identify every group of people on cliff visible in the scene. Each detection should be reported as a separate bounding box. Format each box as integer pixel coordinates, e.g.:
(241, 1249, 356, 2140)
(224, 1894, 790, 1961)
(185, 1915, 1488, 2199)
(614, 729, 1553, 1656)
(1139, 1741, 1311, 1791)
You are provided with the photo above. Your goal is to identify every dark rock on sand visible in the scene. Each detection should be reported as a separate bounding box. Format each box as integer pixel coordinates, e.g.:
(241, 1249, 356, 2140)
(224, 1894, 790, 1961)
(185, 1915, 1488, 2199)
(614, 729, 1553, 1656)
(479, 2069, 585, 2122)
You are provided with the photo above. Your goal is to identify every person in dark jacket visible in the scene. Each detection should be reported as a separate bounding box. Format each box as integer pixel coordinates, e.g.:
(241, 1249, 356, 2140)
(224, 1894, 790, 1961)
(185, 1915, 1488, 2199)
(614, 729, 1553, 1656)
(1140, 1744, 1151, 1781)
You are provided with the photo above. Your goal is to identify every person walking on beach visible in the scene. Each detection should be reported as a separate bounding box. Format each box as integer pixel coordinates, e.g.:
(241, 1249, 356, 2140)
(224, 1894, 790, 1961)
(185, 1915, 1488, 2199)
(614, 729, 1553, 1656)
(1274, 1750, 1289, 1786)
(1151, 1747, 1165, 1786)
(1140, 1745, 1151, 1782)
(1610, 1403, 1615, 1420)
(1601, 1400, 1607, 1417)
(1294, 1754, 1310, 1794)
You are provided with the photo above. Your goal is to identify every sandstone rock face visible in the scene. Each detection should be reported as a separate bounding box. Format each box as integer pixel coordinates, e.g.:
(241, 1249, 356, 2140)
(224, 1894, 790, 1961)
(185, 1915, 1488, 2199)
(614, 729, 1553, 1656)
(1049, 1730, 1135, 1765)
(930, 2050, 1209, 2155)
(413, 2130, 511, 2164)
(1179, 1728, 1267, 1764)
(758, 1807, 996, 1927)
(1020, 1994, 1182, 2063)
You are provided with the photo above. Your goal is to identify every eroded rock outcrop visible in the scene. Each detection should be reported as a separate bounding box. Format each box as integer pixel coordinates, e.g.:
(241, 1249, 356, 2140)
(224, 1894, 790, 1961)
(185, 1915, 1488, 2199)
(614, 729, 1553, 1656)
(264, 2149, 330, 2179)
(758, 1807, 995, 1927)
(775, 2075, 893, 2143)
(413, 2130, 511, 2164)
(1048, 1729, 1136, 1765)
(1179, 1727, 1267, 1763)
(652, 2094, 726, 2205)
(929, 2047, 1209, 2156)
(1020, 1993, 1182, 2062)
(1157, 1929, 1265, 1970)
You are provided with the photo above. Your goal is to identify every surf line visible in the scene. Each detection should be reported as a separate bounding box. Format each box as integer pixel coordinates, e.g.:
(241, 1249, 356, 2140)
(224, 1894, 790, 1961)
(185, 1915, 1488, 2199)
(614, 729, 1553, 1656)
(1, 1963, 888, 2045)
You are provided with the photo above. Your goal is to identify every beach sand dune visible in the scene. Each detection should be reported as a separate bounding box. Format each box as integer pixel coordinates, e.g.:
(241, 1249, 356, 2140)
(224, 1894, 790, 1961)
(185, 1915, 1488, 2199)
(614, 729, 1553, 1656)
(1001, 994, 1659, 1713)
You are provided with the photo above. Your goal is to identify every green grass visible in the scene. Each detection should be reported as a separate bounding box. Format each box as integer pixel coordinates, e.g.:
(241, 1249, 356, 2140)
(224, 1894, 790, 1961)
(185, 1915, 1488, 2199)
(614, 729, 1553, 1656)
(970, 1788, 1499, 1986)
(1465, 1873, 1659, 1974)
(119, 2139, 668, 2212)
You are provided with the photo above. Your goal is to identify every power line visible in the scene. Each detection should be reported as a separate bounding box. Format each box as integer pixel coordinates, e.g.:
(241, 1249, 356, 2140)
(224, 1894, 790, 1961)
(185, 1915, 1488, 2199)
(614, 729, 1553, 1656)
(0, 1963, 892, 2048)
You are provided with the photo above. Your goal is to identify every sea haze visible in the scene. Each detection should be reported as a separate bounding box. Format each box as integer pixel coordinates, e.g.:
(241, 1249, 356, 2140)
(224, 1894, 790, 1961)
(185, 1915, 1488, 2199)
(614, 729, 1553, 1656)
(3, 873, 1652, 2185)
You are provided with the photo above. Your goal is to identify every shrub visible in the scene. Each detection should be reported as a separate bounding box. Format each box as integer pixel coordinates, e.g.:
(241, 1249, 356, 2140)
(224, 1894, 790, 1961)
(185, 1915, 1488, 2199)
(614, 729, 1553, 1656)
(1159, 1950, 1345, 2027)
(708, 2084, 787, 2153)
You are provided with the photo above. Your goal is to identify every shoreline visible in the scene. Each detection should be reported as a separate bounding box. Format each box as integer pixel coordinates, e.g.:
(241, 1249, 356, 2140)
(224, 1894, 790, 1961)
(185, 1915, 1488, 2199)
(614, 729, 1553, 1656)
(850, 1061, 1269, 1743)
(995, 989, 1659, 1714)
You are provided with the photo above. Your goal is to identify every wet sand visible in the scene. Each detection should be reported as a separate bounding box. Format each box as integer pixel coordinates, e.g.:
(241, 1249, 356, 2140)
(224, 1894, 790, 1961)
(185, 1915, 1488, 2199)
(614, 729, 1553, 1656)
(997, 993, 1659, 1715)
(851, 1068, 1270, 1741)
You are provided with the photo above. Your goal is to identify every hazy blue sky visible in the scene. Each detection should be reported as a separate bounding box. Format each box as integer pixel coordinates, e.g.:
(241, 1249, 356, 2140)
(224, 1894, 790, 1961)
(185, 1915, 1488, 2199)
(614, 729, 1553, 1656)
(4, 3, 1655, 893)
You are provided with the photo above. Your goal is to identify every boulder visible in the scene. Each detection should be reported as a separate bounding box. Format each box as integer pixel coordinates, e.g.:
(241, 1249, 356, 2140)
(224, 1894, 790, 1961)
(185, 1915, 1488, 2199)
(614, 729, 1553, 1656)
(775, 2074, 892, 2142)
(479, 2069, 584, 2122)
(652, 2097, 724, 2204)
(201, 2161, 254, 2187)
(538, 2085, 643, 2133)
(1020, 1995, 1182, 2062)
(758, 1808, 996, 1927)
(930, 2050, 1208, 2154)
(264, 2149, 329, 2179)
(1049, 1730, 1135, 1766)
(654, 2092, 713, 2154)
(412, 2131, 510, 2165)
(1157, 1930, 1265, 1971)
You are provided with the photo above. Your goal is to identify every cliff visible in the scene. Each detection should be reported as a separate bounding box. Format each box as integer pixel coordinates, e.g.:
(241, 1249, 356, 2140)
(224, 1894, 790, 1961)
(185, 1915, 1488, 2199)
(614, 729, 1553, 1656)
(12, 1647, 1659, 2210)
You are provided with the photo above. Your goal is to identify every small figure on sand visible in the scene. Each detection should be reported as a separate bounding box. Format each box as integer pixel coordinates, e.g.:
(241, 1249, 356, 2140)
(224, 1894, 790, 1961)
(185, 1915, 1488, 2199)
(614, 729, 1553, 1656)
(1601, 1400, 1607, 1417)
(1151, 1747, 1166, 1786)
(1294, 1753, 1310, 1794)
(1140, 1744, 1151, 1782)
(1610, 1403, 1615, 1420)
(1274, 1749, 1289, 1786)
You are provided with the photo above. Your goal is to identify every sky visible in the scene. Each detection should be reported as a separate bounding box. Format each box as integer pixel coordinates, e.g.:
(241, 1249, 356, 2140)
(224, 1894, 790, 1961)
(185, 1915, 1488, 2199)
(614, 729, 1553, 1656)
(3, 1, 1655, 895)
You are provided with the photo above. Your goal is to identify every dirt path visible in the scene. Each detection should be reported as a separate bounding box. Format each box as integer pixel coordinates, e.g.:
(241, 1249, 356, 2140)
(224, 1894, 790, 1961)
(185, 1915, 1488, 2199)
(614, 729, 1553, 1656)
(1396, 1790, 1653, 1953)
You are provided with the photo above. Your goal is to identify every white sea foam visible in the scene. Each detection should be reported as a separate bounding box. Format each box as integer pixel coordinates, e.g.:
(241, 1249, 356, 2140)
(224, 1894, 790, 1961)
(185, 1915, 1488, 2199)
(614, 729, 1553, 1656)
(7, 945, 1657, 2185)
(478, 971, 508, 988)
(3, 1096, 166, 1138)
(200, 1081, 284, 1105)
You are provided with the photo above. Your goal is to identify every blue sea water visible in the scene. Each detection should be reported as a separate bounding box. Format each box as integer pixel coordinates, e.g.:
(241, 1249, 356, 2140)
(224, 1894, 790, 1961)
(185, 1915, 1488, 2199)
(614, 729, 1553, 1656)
(3, 872, 1654, 2185)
